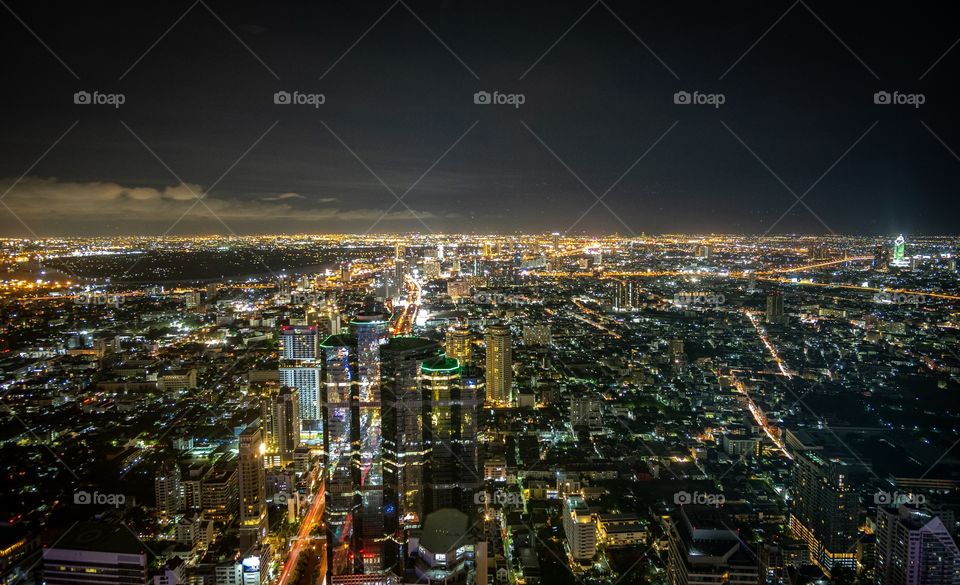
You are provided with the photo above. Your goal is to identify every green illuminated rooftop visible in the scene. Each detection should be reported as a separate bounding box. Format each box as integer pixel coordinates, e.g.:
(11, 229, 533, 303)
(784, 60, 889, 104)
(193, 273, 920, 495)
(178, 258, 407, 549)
(421, 356, 461, 374)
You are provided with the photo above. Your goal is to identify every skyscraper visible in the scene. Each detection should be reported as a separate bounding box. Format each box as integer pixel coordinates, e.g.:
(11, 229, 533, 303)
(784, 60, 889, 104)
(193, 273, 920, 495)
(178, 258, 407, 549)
(238, 425, 267, 552)
(421, 357, 481, 513)
(274, 386, 301, 465)
(381, 337, 443, 532)
(875, 504, 960, 585)
(350, 306, 391, 574)
(155, 460, 183, 520)
(320, 333, 359, 577)
(766, 290, 786, 325)
(445, 325, 473, 365)
(281, 325, 319, 360)
(484, 324, 512, 406)
(790, 447, 862, 574)
(280, 325, 322, 433)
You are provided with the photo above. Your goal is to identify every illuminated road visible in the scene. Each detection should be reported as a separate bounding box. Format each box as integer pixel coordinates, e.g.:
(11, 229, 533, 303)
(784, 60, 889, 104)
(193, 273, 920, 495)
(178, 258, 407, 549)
(390, 275, 421, 335)
(740, 312, 794, 459)
(277, 482, 325, 585)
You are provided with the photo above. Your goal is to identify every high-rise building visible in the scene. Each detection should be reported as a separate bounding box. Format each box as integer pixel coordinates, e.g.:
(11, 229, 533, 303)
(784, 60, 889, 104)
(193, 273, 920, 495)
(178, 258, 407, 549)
(484, 325, 512, 406)
(155, 460, 183, 520)
(421, 358, 482, 514)
(445, 326, 473, 365)
(875, 504, 960, 585)
(238, 425, 267, 552)
(665, 507, 760, 585)
(279, 366, 322, 431)
(381, 337, 443, 532)
(563, 496, 597, 562)
(281, 325, 319, 360)
(790, 447, 862, 574)
(274, 387, 301, 464)
(43, 523, 148, 585)
(766, 290, 786, 325)
(350, 306, 391, 574)
(320, 333, 360, 577)
(280, 325, 322, 433)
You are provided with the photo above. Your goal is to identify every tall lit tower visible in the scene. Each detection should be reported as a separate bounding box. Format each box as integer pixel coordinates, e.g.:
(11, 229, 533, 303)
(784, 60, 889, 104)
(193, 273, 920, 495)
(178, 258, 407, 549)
(485, 324, 512, 406)
(381, 337, 443, 532)
(445, 325, 473, 365)
(349, 304, 391, 574)
(890, 234, 910, 268)
(320, 334, 358, 576)
(279, 325, 322, 435)
(765, 290, 786, 325)
(274, 387, 301, 464)
(419, 358, 483, 514)
(238, 425, 267, 552)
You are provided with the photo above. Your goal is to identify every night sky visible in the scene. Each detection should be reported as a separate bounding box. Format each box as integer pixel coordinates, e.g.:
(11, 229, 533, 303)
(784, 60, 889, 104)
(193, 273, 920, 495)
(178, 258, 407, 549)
(2, 1, 959, 236)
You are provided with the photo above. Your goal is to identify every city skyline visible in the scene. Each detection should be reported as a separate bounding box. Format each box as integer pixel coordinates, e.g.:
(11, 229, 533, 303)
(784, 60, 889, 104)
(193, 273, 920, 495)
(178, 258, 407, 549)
(3, 3, 960, 585)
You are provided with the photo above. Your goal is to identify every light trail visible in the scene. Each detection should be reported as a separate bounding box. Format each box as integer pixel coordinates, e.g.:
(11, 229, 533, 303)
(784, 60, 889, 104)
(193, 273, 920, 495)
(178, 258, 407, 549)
(277, 482, 325, 585)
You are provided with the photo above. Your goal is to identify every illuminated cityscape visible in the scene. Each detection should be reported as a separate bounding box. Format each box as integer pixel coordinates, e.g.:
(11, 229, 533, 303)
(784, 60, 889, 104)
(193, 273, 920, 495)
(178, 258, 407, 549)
(2, 3, 960, 585)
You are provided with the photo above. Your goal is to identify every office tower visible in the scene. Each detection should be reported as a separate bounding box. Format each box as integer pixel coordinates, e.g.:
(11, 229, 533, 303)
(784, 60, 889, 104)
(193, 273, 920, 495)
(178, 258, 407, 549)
(614, 280, 640, 311)
(274, 386, 301, 464)
(522, 324, 551, 347)
(484, 325, 512, 406)
(695, 244, 712, 259)
(563, 496, 597, 561)
(381, 337, 443, 532)
(766, 290, 786, 325)
(665, 507, 760, 585)
(350, 306, 391, 574)
(259, 385, 279, 465)
(421, 358, 482, 513)
(155, 459, 183, 519)
(43, 523, 148, 585)
(876, 505, 960, 585)
(200, 460, 238, 522)
(790, 448, 861, 574)
(747, 272, 758, 292)
(238, 425, 267, 552)
(320, 333, 360, 577)
(281, 325, 319, 360)
(279, 366, 322, 431)
(280, 325, 322, 432)
(445, 325, 473, 365)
